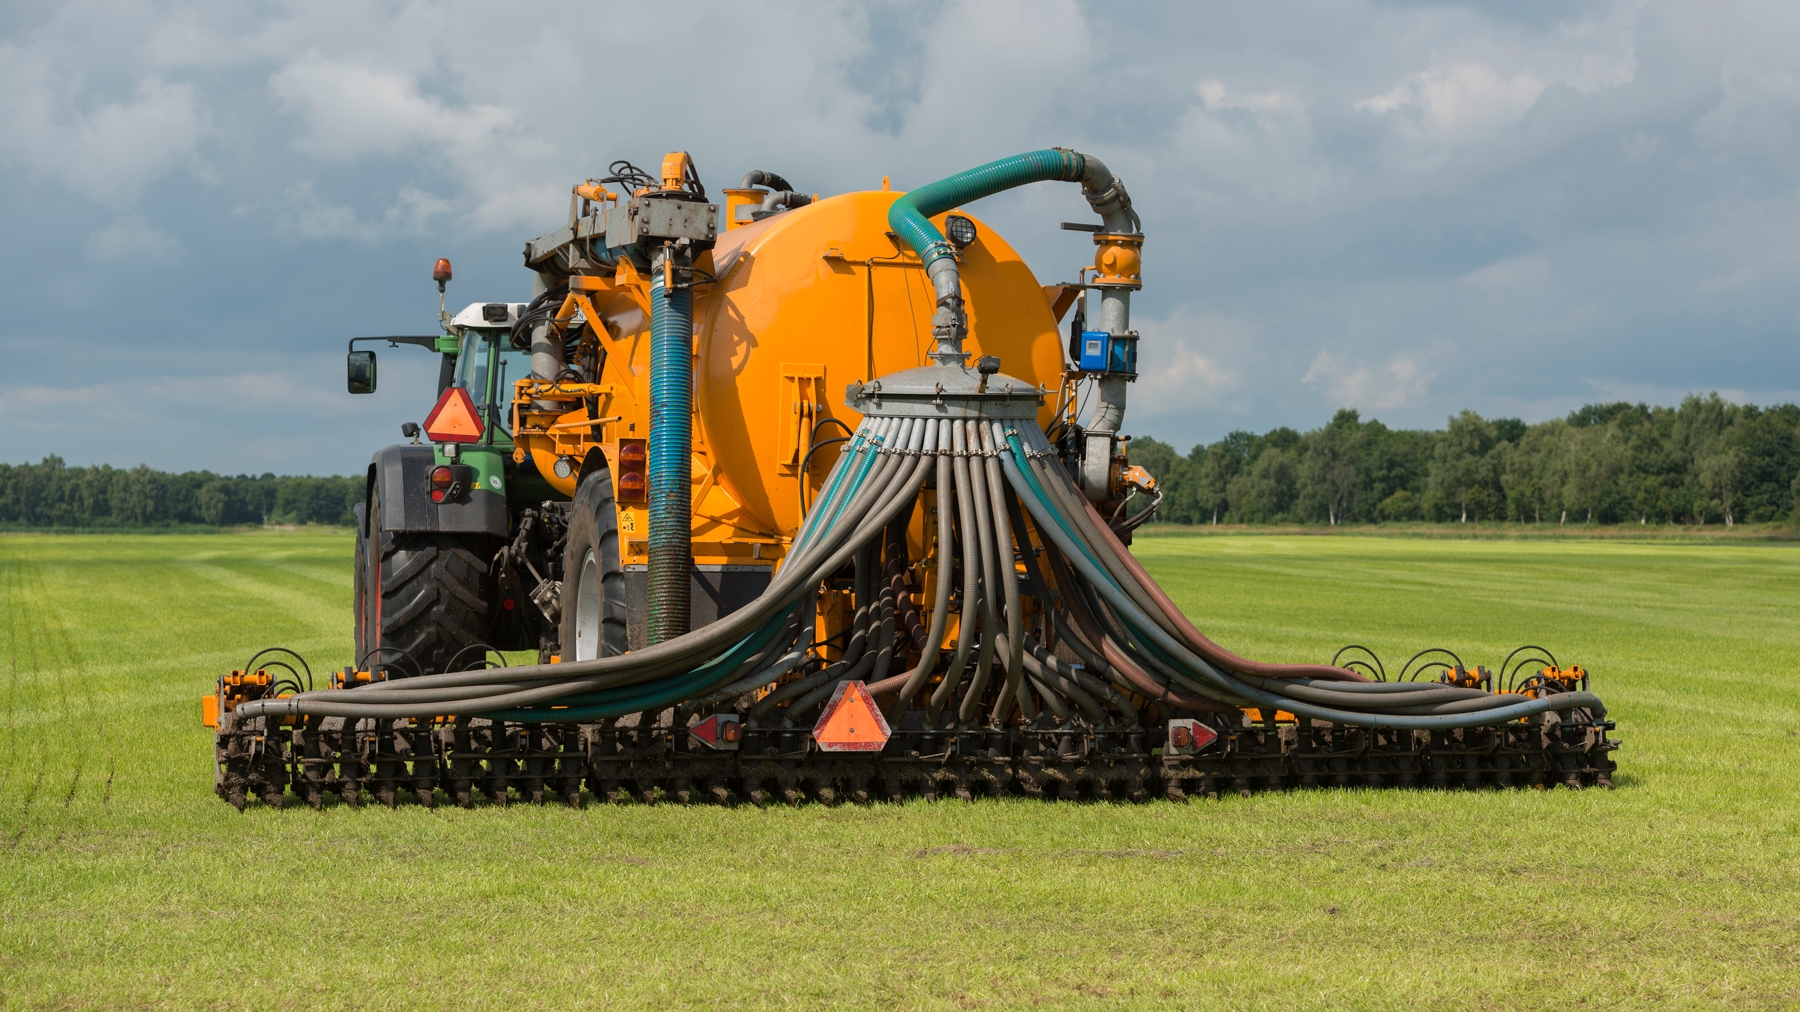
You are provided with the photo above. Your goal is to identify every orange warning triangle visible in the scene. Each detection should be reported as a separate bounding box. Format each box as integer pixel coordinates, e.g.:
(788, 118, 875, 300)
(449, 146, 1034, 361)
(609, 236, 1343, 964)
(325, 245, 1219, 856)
(812, 680, 890, 752)
(422, 386, 484, 444)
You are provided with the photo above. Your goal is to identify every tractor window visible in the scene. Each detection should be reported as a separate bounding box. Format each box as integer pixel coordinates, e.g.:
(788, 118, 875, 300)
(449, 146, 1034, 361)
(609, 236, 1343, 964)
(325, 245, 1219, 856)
(453, 331, 531, 435)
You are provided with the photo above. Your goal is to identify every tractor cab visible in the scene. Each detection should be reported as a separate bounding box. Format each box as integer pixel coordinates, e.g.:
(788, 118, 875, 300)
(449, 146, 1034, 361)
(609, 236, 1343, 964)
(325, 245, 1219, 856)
(443, 302, 531, 441)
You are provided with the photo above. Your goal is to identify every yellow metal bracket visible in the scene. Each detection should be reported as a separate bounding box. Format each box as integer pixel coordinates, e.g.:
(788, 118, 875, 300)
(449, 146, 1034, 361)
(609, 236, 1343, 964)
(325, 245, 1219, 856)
(779, 365, 827, 474)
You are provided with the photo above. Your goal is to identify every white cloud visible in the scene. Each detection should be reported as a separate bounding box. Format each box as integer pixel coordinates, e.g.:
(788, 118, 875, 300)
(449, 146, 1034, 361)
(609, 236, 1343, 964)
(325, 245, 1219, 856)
(1460, 255, 1550, 289)
(1128, 309, 1251, 418)
(9, 0, 1800, 472)
(0, 70, 209, 201)
(1355, 5, 1639, 142)
(261, 181, 455, 243)
(1166, 76, 1333, 207)
(87, 214, 182, 263)
(1358, 62, 1549, 136)
(270, 57, 515, 162)
(1198, 79, 1296, 113)
(1302, 350, 1436, 411)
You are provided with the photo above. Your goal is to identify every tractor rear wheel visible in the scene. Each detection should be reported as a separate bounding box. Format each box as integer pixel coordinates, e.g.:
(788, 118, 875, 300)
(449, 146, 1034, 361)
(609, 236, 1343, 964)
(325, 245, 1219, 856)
(363, 484, 494, 676)
(354, 502, 370, 663)
(560, 469, 628, 661)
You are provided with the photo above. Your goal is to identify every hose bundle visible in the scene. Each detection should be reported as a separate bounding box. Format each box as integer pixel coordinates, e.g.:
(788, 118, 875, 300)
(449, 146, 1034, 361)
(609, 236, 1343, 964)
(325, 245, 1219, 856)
(234, 403, 1605, 734)
(235, 416, 942, 724)
(984, 420, 1607, 731)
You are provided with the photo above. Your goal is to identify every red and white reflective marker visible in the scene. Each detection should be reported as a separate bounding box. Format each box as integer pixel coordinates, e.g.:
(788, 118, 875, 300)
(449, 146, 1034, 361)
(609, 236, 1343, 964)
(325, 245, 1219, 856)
(689, 713, 741, 750)
(811, 680, 890, 752)
(1166, 718, 1218, 754)
(423, 386, 483, 444)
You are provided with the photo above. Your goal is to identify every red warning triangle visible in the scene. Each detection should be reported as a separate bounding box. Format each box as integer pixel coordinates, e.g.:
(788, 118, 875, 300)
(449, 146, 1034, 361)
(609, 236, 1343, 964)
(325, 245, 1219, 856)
(812, 680, 890, 752)
(690, 716, 719, 746)
(688, 714, 740, 750)
(423, 386, 484, 444)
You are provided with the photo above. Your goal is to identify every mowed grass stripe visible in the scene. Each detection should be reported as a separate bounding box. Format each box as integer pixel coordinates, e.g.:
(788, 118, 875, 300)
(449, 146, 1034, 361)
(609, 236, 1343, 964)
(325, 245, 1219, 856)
(0, 529, 1796, 1010)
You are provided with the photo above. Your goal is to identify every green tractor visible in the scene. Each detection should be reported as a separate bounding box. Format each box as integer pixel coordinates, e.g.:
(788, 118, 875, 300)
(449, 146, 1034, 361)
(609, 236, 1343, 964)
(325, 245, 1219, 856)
(345, 260, 567, 677)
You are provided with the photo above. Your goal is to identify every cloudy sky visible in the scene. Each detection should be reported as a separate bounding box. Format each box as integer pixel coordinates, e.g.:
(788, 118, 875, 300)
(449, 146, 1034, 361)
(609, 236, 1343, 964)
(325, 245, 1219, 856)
(2, 0, 1796, 474)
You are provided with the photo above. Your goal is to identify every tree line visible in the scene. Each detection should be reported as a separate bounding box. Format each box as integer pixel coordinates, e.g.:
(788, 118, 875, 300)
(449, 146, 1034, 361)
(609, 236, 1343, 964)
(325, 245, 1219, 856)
(0, 457, 360, 529)
(1130, 394, 1800, 527)
(5, 392, 1796, 530)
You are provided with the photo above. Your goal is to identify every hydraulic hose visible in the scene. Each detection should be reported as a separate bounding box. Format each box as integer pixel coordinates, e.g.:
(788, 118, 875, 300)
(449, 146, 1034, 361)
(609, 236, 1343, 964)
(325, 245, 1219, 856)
(994, 422, 1606, 731)
(979, 423, 1028, 724)
(679, 602, 813, 716)
(930, 423, 983, 720)
(885, 447, 955, 714)
(957, 426, 1002, 725)
(1004, 635, 1104, 725)
(238, 418, 932, 723)
(487, 439, 938, 723)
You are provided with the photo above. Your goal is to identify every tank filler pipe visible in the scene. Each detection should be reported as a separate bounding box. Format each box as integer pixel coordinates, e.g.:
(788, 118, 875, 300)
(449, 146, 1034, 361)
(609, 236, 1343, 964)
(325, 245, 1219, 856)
(647, 252, 694, 645)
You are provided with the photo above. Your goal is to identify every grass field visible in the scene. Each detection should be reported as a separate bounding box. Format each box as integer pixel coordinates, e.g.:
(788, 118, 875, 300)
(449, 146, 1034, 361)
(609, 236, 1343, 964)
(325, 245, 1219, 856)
(2, 529, 1797, 1010)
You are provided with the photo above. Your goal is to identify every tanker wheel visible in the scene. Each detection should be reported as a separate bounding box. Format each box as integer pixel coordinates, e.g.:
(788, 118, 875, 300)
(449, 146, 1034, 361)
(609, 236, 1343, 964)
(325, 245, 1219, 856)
(561, 468, 628, 661)
(362, 483, 494, 676)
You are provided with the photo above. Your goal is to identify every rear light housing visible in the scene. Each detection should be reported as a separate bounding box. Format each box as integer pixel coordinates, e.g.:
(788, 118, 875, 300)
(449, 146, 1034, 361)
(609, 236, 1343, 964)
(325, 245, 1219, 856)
(1166, 718, 1218, 755)
(616, 471, 646, 501)
(616, 438, 647, 502)
(429, 464, 472, 504)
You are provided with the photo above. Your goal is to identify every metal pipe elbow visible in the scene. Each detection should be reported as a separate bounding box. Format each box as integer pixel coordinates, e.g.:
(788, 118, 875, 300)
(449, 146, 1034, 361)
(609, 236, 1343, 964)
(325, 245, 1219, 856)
(1069, 152, 1140, 234)
(758, 190, 812, 213)
(739, 169, 795, 192)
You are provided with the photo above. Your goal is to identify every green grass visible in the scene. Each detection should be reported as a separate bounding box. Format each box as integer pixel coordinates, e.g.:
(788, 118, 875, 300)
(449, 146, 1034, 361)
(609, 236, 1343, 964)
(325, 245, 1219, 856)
(2, 529, 1797, 1011)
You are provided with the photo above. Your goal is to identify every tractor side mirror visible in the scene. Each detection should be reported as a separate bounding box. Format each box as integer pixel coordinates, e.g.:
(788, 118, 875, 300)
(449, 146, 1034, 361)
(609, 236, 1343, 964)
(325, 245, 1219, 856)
(348, 350, 377, 394)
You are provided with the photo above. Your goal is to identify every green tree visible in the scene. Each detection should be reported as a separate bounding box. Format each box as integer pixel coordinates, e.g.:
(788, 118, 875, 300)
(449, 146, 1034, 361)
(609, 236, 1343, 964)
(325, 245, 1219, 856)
(1378, 489, 1418, 521)
(1301, 409, 1365, 525)
(1428, 411, 1498, 522)
(1699, 446, 1744, 527)
(1232, 447, 1299, 521)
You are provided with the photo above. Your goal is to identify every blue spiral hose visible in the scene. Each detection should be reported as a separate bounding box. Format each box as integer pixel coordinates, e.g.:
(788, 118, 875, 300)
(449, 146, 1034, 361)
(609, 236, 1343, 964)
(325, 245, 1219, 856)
(648, 264, 693, 644)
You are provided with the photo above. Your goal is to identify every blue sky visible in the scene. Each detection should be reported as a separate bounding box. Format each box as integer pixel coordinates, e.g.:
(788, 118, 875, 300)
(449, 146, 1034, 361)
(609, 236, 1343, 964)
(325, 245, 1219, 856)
(2, 0, 1796, 474)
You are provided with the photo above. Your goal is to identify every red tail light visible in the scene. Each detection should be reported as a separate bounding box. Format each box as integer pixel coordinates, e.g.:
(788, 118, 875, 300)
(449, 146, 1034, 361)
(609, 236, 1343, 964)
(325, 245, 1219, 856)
(429, 465, 460, 503)
(618, 439, 647, 470)
(616, 438, 647, 502)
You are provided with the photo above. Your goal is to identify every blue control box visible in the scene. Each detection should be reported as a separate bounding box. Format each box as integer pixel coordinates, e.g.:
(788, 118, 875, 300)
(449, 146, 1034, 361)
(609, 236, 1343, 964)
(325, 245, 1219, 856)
(1077, 331, 1137, 375)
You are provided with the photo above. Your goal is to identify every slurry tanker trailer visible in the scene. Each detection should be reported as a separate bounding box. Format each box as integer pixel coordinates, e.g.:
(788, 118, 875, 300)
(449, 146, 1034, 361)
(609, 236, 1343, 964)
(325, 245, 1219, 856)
(207, 150, 1618, 808)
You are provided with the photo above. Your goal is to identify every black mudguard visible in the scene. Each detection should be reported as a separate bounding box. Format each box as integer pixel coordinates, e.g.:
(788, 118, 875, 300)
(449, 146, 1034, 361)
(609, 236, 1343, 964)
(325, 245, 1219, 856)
(364, 444, 508, 537)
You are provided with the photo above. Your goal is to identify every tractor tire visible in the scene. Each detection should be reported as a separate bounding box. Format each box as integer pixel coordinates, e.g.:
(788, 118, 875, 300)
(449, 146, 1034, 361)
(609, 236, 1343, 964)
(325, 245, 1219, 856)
(363, 483, 494, 676)
(353, 502, 370, 664)
(561, 469, 628, 661)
